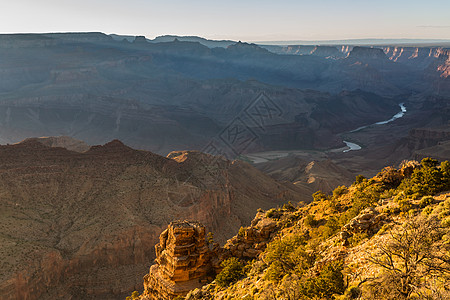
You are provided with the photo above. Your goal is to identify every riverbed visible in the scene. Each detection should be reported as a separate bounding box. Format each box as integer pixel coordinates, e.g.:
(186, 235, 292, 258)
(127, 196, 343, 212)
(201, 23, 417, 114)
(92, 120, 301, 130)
(343, 103, 406, 152)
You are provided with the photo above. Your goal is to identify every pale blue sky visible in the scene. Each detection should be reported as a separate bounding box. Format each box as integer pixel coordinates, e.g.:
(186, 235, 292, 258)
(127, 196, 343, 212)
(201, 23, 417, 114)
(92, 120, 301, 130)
(2, 0, 450, 41)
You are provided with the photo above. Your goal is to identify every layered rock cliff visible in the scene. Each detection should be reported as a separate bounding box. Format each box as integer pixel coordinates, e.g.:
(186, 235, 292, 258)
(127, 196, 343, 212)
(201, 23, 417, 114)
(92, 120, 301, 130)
(140, 221, 214, 300)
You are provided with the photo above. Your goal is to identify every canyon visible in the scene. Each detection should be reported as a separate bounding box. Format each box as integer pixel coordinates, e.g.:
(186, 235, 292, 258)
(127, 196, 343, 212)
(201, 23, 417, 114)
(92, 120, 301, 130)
(0, 33, 449, 300)
(0, 138, 306, 300)
(0, 33, 448, 156)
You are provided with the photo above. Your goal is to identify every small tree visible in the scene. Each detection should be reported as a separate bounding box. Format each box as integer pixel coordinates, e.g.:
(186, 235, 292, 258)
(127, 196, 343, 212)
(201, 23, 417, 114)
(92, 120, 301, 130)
(264, 234, 312, 281)
(300, 260, 346, 299)
(366, 217, 450, 299)
(399, 158, 447, 197)
(355, 175, 366, 184)
(377, 166, 403, 189)
(313, 190, 329, 202)
(216, 257, 245, 287)
(206, 232, 214, 245)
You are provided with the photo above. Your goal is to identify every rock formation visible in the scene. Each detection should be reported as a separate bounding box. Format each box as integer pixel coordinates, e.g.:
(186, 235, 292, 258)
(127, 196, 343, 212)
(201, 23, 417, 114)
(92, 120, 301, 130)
(223, 212, 279, 260)
(139, 214, 281, 300)
(140, 221, 214, 300)
(340, 207, 388, 245)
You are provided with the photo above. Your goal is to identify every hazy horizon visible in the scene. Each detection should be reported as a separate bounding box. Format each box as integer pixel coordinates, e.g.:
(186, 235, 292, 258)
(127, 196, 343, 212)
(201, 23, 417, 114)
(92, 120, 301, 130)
(2, 0, 450, 42)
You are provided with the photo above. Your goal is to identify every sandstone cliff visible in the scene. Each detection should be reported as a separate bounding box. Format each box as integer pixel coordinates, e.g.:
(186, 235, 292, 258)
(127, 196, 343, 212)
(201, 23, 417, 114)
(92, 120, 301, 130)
(140, 221, 214, 300)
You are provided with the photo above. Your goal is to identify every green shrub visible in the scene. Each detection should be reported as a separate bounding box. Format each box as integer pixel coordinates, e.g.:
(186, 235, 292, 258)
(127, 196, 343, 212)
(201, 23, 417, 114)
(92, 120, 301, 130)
(304, 215, 319, 227)
(238, 227, 246, 237)
(398, 158, 449, 197)
(319, 216, 340, 239)
(441, 161, 450, 190)
(398, 199, 413, 212)
(333, 185, 349, 199)
(355, 175, 366, 184)
(433, 199, 450, 219)
(380, 188, 396, 199)
(300, 260, 345, 299)
(264, 233, 312, 281)
(339, 183, 382, 226)
(419, 196, 434, 208)
(282, 201, 296, 211)
(377, 223, 392, 235)
(421, 206, 434, 217)
(125, 291, 140, 300)
(313, 190, 329, 202)
(441, 217, 450, 228)
(348, 232, 368, 246)
(388, 206, 401, 215)
(345, 285, 361, 299)
(216, 257, 245, 287)
(378, 166, 403, 189)
(207, 232, 214, 245)
(127, 291, 139, 300)
(266, 208, 282, 219)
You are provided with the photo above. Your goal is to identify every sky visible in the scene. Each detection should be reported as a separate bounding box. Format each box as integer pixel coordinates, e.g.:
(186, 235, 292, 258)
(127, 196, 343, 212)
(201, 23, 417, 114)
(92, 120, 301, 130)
(2, 0, 450, 42)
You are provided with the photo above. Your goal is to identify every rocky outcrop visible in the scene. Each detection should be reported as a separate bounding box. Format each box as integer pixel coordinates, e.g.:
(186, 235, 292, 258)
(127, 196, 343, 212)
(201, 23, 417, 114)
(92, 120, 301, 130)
(139, 214, 281, 300)
(340, 208, 388, 245)
(223, 212, 279, 260)
(140, 221, 214, 300)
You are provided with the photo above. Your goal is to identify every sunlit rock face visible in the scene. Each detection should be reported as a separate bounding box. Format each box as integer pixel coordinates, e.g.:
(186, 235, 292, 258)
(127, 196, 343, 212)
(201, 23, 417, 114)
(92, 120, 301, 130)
(141, 221, 214, 300)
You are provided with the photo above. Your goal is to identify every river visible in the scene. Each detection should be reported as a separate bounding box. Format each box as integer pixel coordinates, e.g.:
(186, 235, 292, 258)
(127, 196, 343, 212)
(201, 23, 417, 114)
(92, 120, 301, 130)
(343, 103, 406, 152)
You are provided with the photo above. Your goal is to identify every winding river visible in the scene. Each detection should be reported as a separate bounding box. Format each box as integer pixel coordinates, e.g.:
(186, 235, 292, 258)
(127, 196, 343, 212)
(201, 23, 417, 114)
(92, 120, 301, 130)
(343, 103, 406, 152)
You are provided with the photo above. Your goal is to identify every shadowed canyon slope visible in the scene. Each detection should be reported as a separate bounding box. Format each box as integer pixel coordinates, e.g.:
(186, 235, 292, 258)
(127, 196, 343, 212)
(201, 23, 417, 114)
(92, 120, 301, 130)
(0, 139, 306, 300)
(0, 33, 449, 154)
